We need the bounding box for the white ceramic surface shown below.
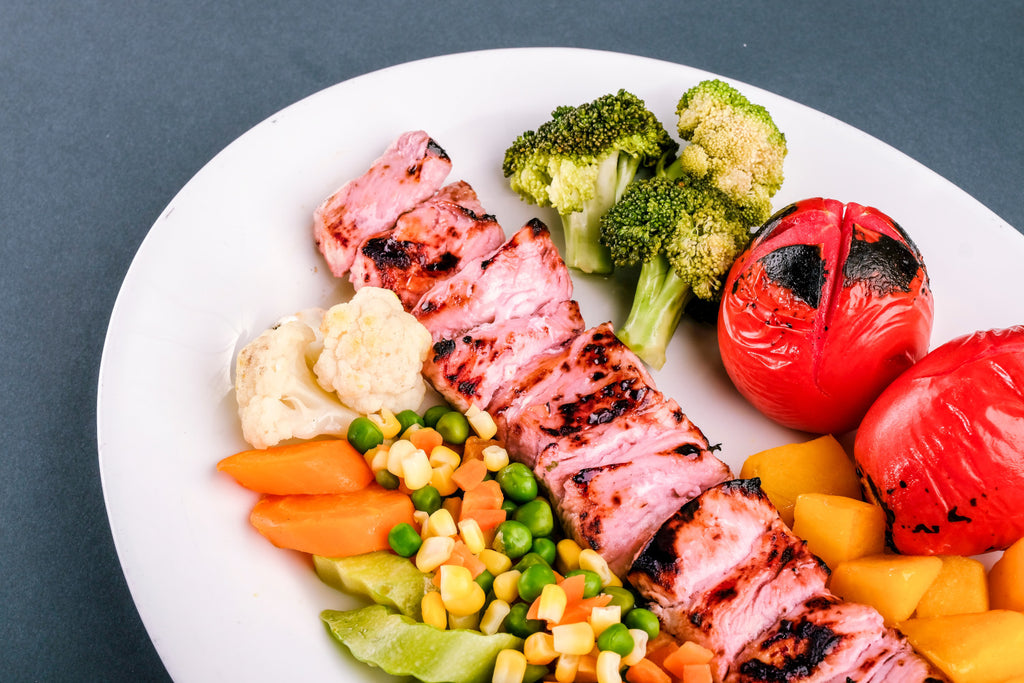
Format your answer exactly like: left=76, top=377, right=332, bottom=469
left=97, top=48, right=1024, bottom=681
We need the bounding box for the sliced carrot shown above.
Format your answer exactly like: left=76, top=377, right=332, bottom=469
left=217, top=438, right=373, bottom=495
left=442, top=496, right=462, bottom=522
left=662, top=642, right=714, bottom=679
left=461, top=479, right=504, bottom=512
left=248, top=485, right=414, bottom=557
left=625, top=659, right=673, bottom=683
left=447, top=541, right=487, bottom=578
left=550, top=593, right=613, bottom=625
left=462, top=436, right=502, bottom=461
left=459, top=507, right=507, bottom=533
left=451, top=457, right=488, bottom=491
left=527, top=573, right=587, bottom=621
left=409, top=427, right=444, bottom=454
left=680, top=664, right=712, bottom=683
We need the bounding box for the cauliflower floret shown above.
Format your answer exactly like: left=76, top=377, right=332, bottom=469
left=313, top=287, right=432, bottom=415
left=234, top=314, right=358, bottom=449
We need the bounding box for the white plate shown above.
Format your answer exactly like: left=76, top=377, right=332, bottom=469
left=98, top=47, right=1024, bottom=681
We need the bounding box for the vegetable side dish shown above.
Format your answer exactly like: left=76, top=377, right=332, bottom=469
left=218, top=79, right=1024, bottom=683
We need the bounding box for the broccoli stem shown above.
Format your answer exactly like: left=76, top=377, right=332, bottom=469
left=560, top=152, right=632, bottom=275
left=616, top=254, right=693, bottom=370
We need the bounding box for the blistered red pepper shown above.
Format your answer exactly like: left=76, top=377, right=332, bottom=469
left=717, top=198, right=934, bottom=434
left=854, top=325, right=1024, bottom=556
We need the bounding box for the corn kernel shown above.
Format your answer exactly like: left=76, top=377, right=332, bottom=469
left=555, top=654, right=580, bottom=683
left=553, top=622, right=596, bottom=656
left=370, top=408, right=402, bottom=439
left=426, top=508, right=458, bottom=538
left=577, top=654, right=599, bottom=683
left=445, top=581, right=486, bottom=617
left=556, top=539, right=583, bottom=573
left=387, top=439, right=417, bottom=477
left=588, top=605, right=621, bottom=636
left=449, top=611, right=481, bottom=631
left=413, top=510, right=430, bottom=538
left=421, top=591, right=447, bottom=630
left=493, top=648, right=528, bottom=683
left=466, top=404, right=499, bottom=440
left=579, top=549, right=616, bottom=586
left=524, top=631, right=558, bottom=666
left=458, top=518, right=488, bottom=554
left=429, top=445, right=462, bottom=470
left=492, top=570, right=522, bottom=603
left=537, top=583, right=568, bottom=623
left=480, top=599, right=511, bottom=635
left=622, top=629, right=648, bottom=667
left=482, top=444, right=510, bottom=471
left=401, top=448, right=432, bottom=490
left=596, top=651, right=622, bottom=683
left=479, top=549, right=513, bottom=576
left=604, top=573, right=623, bottom=588
left=415, top=535, right=455, bottom=572
left=430, top=463, right=458, bottom=497
left=366, top=445, right=389, bottom=473
left=401, top=423, right=422, bottom=438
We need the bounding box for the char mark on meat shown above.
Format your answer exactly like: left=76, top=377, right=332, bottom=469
left=413, top=219, right=572, bottom=340
left=314, top=130, right=452, bottom=276
left=421, top=299, right=586, bottom=412
left=349, top=181, right=505, bottom=308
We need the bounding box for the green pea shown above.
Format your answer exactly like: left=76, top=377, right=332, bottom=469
left=496, top=463, right=538, bottom=503
left=517, top=563, right=557, bottom=603
left=601, top=586, right=636, bottom=614
left=513, top=498, right=554, bottom=538
left=513, top=551, right=550, bottom=573
left=423, top=404, right=452, bottom=428
left=530, top=537, right=557, bottom=566
left=375, top=469, right=400, bottom=490
left=387, top=523, right=422, bottom=557
left=506, top=602, right=544, bottom=638
left=565, top=569, right=603, bottom=598
left=500, top=499, right=518, bottom=514
left=346, top=416, right=384, bottom=453
left=474, top=569, right=495, bottom=595
left=396, top=409, right=425, bottom=432
left=435, top=410, right=470, bottom=445
left=624, top=607, right=660, bottom=640
left=596, top=622, right=635, bottom=657
left=410, top=485, right=442, bottom=514
left=491, top=520, right=533, bottom=559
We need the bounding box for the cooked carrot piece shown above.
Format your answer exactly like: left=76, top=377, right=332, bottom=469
left=662, top=642, right=714, bottom=679
left=681, top=664, right=712, bottom=683
left=462, top=436, right=502, bottom=461
left=409, top=427, right=444, bottom=454
left=451, top=457, right=488, bottom=491
left=625, top=658, right=672, bottom=683
left=248, top=485, right=414, bottom=557
left=459, top=507, right=507, bottom=533
left=461, top=479, right=504, bottom=512
left=217, top=439, right=372, bottom=495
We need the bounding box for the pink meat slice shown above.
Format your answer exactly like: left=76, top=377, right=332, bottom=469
left=557, top=445, right=732, bottom=575
left=348, top=181, right=505, bottom=308
left=412, top=219, right=572, bottom=339
left=313, top=130, right=452, bottom=276
left=422, top=299, right=586, bottom=412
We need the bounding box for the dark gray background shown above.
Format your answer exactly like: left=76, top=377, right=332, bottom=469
left=3, top=2, right=1022, bottom=680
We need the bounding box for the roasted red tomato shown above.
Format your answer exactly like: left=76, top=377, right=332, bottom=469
left=718, top=198, right=933, bottom=434
left=855, top=326, right=1024, bottom=556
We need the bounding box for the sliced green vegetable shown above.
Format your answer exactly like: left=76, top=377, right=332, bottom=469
left=321, top=605, right=522, bottom=683
left=313, top=551, right=434, bottom=620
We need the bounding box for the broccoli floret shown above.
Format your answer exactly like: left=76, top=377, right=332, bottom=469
left=502, top=90, right=678, bottom=274
left=675, top=79, right=787, bottom=225
left=600, top=174, right=753, bottom=369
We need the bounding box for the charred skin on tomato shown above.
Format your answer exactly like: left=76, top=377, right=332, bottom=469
left=717, top=198, right=934, bottom=435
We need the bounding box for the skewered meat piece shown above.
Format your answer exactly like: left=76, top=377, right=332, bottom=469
left=349, top=181, right=505, bottom=308
left=413, top=219, right=572, bottom=339
left=314, top=130, right=452, bottom=276
left=423, top=299, right=585, bottom=412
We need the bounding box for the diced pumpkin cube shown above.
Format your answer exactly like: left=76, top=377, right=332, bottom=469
left=989, top=536, right=1024, bottom=612
left=914, top=555, right=989, bottom=617
left=898, top=610, right=1024, bottom=683
left=829, top=554, right=942, bottom=625
left=792, top=493, right=886, bottom=569
left=739, top=435, right=861, bottom=526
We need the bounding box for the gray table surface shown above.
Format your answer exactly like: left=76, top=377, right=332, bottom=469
left=3, top=1, right=1022, bottom=680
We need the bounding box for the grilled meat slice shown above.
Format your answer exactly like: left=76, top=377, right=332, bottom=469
left=728, top=594, right=942, bottom=682
left=628, top=480, right=829, bottom=677
left=314, top=131, right=452, bottom=276
left=349, top=181, right=505, bottom=308
left=557, top=444, right=732, bottom=575
left=423, top=299, right=585, bottom=412
left=413, top=219, right=572, bottom=339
